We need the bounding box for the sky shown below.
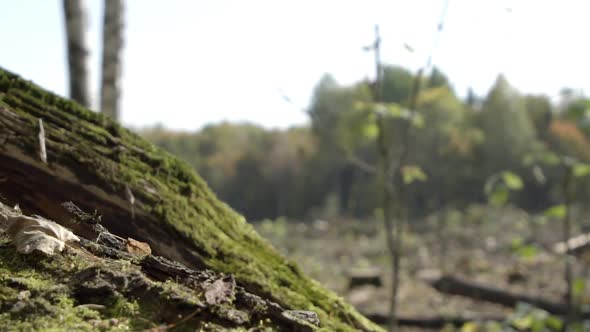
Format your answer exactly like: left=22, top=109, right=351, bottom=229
left=1, top=0, right=589, bottom=130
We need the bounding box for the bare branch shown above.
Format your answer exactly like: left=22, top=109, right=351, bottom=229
left=347, top=154, right=377, bottom=175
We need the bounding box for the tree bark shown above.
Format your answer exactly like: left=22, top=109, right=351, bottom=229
left=0, top=67, right=381, bottom=332
left=63, top=0, right=90, bottom=108
left=100, top=0, right=124, bottom=120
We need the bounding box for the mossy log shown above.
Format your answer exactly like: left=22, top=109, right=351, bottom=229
left=0, top=67, right=381, bottom=331
left=0, top=201, right=320, bottom=331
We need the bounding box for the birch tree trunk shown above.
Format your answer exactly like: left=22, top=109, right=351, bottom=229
left=100, top=0, right=124, bottom=121
left=63, top=0, right=90, bottom=108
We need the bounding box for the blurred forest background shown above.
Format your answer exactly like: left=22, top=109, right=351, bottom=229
left=140, top=67, right=590, bottom=222
left=140, top=65, right=590, bottom=330
left=5, top=0, right=590, bottom=330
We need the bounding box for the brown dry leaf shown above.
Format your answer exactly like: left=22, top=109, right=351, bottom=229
left=126, top=237, right=151, bottom=256
left=0, top=214, right=79, bottom=255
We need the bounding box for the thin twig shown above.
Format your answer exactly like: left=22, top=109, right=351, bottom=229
left=125, top=185, right=135, bottom=219
left=347, top=154, right=377, bottom=174
left=38, top=118, right=47, bottom=163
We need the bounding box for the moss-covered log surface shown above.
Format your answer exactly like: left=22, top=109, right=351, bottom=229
left=0, top=201, right=320, bottom=331
left=0, top=67, right=382, bottom=331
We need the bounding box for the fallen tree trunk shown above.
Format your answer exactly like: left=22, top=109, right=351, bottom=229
left=364, top=312, right=506, bottom=328
left=0, top=68, right=381, bottom=331
left=427, top=274, right=573, bottom=316
left=0, top=201, right=319, bottom=331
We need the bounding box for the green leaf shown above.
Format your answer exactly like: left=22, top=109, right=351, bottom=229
left=412, top=113, right=425, bottom=128
left=512, top=315, right=534, bottom=330
left=353, top=100, right=369, bottom=111
left=544, top=205, right=566, bottom=219
left=381, top=103, right=412, bottom=119
left=361, top=123, right=378, bottom=139
left=460, top=322, right=479, bottom=332
left=573, top=163, right=590, bottom=178
left=573, top=278, right=586, bottom=296
left=489, top=188, right=509, bottom=206
left=502, top=171, right=523, bottom=190
left=541, top=152, right=561, bottom=166
left=545, top=316, right=563, bottom=330
left=530, top=319, right=544, bottom=332
left=401, top=165, right=427, bottom=184
left=483, top=322, right=503, bottom=332
left=385, top=103, right=403, bottom=117
left=517, top=245, right=538, bottom=259
left=510, top=236, right=524, bottom=250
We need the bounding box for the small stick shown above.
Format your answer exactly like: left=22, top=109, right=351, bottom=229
left=125, top=185, right=135, bottom=219
left=38, top=119, right=47, bottom=163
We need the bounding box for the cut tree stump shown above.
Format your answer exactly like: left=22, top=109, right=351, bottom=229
left=0, top=68, right=381, bottom=332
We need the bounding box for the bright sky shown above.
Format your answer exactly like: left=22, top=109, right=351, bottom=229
left=1, top=1, right=588, bottom=130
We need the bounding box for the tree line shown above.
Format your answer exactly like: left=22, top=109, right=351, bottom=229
left=141, top=65, right=590, bottom=222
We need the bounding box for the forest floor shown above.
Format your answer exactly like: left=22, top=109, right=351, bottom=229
left=253, top=204, right=590, bottom=331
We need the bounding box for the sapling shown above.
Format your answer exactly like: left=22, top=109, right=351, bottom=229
left=525, top=150, right=590, bottom=326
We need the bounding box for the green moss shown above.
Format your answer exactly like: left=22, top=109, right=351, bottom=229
left=0, top=240, right=130, bottom=331
left=0, top=67, right=382, bottom=331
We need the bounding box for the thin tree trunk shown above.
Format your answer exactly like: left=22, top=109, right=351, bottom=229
left=436, top=206, right=448, bottom=272
left=562, top=166, right=574, bottom=329
left=100, top=0, right=124, bottom=121
left=376, top=113, right=396, bottom=331
left=63, top=0, right=90, bottom=108
left=390, top=199, right=403, bottom=332
left=386, top=68, right=423, bottom=332
left=369, top=24, right=400, bottom=332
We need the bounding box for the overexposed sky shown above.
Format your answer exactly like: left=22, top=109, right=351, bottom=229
left=1, top=1, right=588, bottom=130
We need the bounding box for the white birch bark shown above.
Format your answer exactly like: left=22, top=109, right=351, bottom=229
left=63, top=0, right=90, bottom=108
left=100, top=0, right=124, bottom=121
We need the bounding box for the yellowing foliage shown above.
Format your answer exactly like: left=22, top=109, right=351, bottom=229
left=549, top=120, right=590, bottom=161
